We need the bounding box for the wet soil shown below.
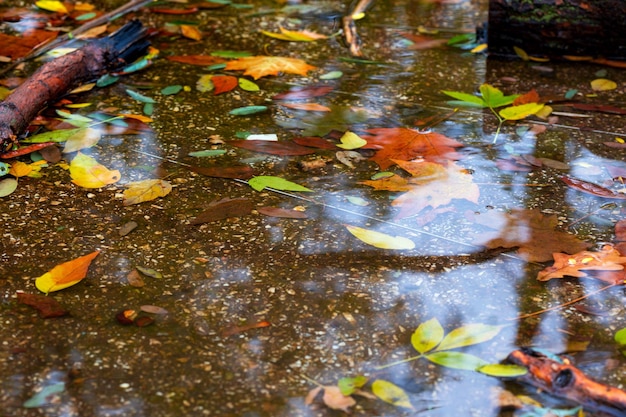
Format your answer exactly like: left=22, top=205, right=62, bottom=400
left=2, top=1, right=626, bottom=416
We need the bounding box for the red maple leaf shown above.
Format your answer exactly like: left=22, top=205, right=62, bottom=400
left=361, top=128, right=464, bottom=169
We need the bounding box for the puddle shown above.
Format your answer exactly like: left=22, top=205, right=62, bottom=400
left=2, top=0, right=626, bottom=416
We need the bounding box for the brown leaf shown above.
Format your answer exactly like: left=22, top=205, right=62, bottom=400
left=17, top=292, right=69, bottom=318
left=272, top=85, right=334, bottom=100
left=537, top=245, right=626, bottom=281
left=229, top=140, right=316, bottom=156
left=0, top=29, right=57, bottom=59
left=321, top=386, right=356, bottom=412
left=257, top=206, right=308, bottom=219
left=361, top=128, right=463, bottom=169
left=211, top=75, right=238, bottom=95
left=166, top=55, right=226, bottom=66
left=189, top=165, right=255, bottom=179
left=561, top=176, right=626, bottom=200
left=513, top=89, right=540, bottom=105
left=191, top=198, right=254, bottom=225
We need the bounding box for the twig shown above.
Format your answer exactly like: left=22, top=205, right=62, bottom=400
left=342, top=0, right=375, bottom=57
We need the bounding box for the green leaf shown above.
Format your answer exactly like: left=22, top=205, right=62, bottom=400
left=479, top=84, right=518, bottom=108
left=136, top=266, right=163, bottom=279
left=615, top=327, right=626, bottom=345
left=0, top=177, right=18, bottom=197
left=476, top=363, right=527, bottom=377
left=338, top=376, right=368, bottom=396
left=22, top=127, right=85, bottom=143
left=188, top=149, right=226, bottom=157
left=143, top=102, right=154, bottom=116
left=320, top=70, right=343, bottom=80
left=126, top=89, right=157, bottom=104
left=499, top=103, right=544, bottom=121
left=56, top=109, right=93, bottom=124
left=411, top=318, right=444, bottom=354
left=371, top=380, right=413, bottom=409
left=161, top=85, right=183, bottom=95
left=425, top=351, right=488, bottom=370
left=436, top=323, right=503, bottom=351
left=211, top=50, right=253, bottom=58
left=229, top=105, right=268, bottom=116
left=345, top=225, right=415, bottom=250
left=238, top=78, right=259, bottom=91
left=441, top=90, right=486, bottom=107
left=23, top=382, right=65, bottom=408
left=248, top=176, right=312, bottom=192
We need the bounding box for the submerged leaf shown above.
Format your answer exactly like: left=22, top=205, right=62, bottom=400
left=190, top=197, right=254, bottom=225
left=435, top=323, right=503, bottom=351
left=477, top=363, right=527, bottom=377
left=425, top=351, right=488, bottom=370
left=123, top=179, right=172, bottom=206
left=35, top=251, right=100, bottom=294
left=345, top=225, right=415, bottom=250
left=371, top=380, right=413, bottom=409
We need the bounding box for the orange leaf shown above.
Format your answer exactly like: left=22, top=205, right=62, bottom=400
left=513, top=89, right=540, bottom=105
left=361, top=128, right=464, bottom=169
left=35, top=251, right=100, bottom=294
left=211, top=75, right=238, bottom=95
left=225, top=55, right=316, bottom=79
left=181, top=24, right=202, bottom=41
left=278, top=102, right=331, bottom=112
left=537, top=245, right=626, bottom=281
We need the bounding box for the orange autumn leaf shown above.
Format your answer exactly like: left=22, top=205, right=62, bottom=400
left=224, top=55, right=316, bottom=79
left=181, top=24, right=202, bottom=41
left=513, top=89, right=540, bottom=106
left=278, top=102, right=331, bottom=112
left=35, top=251, right=100, bottom=294
left=211, top=75, right=238, bottom=95
left=537, top=245, right=626, bottom=281
left=361, top=128, right=464, bottom=169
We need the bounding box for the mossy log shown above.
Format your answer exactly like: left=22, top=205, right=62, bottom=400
left=488, top=0, right=626, bottom=60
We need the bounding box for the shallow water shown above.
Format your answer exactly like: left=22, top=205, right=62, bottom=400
left=2, top=1, right=626, bottom=416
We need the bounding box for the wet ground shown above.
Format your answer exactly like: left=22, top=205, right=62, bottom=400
left=2, top=0, right=626, bottom=416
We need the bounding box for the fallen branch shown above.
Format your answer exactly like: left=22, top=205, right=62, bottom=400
left=508, top=348, right=626, bottom=417
left=0, top=20, right=150, bottom=152
left=342, top=0, right=375, bottom=57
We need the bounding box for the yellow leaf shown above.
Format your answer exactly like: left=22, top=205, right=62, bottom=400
left=345, top=225, right=415, bottom=250
left=261, top=27, right=327, bottom=42
left=513, top=46, right=529, bottom=61
left=36, top=0, right=68, bottom=13
left=181, top=25, right=202, bottom=41
left=118, top=113, right=153, bottom=123
left=470, top=43, right=487, bottom=53
left=225, top=56, right=316, bottom=79
left=499, top=102, right=544, bottom=121
left=123, top=179, right=172, bottom=205
left=35, top=251, right=100, bottom=294
left=371, top=380, right=413, bottom=409
left=337, top=131, right=366, bottom=150
left=591, top=78, right=617, bottom=91
left=9, top=161, right=33, bottom=178
left=70, top=152, right=121, bottom=188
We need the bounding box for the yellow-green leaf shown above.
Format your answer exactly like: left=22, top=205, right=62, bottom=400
left=337, top=131, right=366, bottom=150
left=248, top=176, right=312, bottom=192
left=238, top=78, right=259, bottom=91
left=411, top=318, right=444, bottom=354
left=123, top=179, right=172, bottom=206
left=196, top=74, right=214, bottom=92
left=345, top=225, right=415, bottom=250
left=498, top=102, right=544, bottom=121
left=69, top=152, right=121, bottom=188
left=371, top=380, right=413, bottom=409
left=425, top=351, right=487, bottom=370
left=36, top=0, right=68, bottom=13
left=591, top=78, right=617, bottom=91
left=477, top=363, right=528, bottom=377
left=435, top=323, right=503, bottom=351
left=513, top=46, right=529, bottom=61
left=35, top=251, right=100, bottom=294
left=62, top=128, right=102, bottom=153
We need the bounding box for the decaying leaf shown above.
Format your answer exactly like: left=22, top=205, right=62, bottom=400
left=225, top=55, right=316, bottom=79
left=211, top=75, right=238, bottom=95
left=305, top=385, right=356, bottom=412
left=35, top=251, right=100, bottom=294
left=537, top=245, right=626, bottom=281
left=17, top=292, right=69, bottom=318
left=123, top=179, right=172, bottom=206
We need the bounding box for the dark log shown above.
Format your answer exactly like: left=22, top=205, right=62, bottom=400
left=508, top=348, right=626, bottom=417
left=0, top=20, right=150, bottom=153
left=488, top=0, right=626, bottom=60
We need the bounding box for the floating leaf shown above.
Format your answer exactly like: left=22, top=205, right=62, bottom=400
left=70, top=153, right=121, bottom=188
left=499, top=103, right=544, bottom=121
left=17, top=292, right=69, bottom=318
left=248, top=176, right=312, bottom=192
left=123, top=179, right=172, bottom=206
left=561, top=175, right=626, bottom=199
left=436, top=323, right=503, bottom=351
left=477, top=363, right=527, bottom=377
left=35, top=251, right=100, bottom=294
left=425, top=351, right=488, bottom=370
left=338, top=376, right=368, bottom=396
left=181, top=24, right=202, bottom=41
left=591, top=78, right=617, bottom=91
left=190, top=165, right=255, bottom=179
left=320, top=386, right=356, bottom=412
left=320, top=70, right=343, bottom=80
left=278, top=102, right=331, bottom=112
left=441, top=90, right=486, bottom=107
left=257, top=206, right=308, bottom=219
left=261, top=27, right=327, bottom=42
left=0, top=162, right=9, bottom=175
left=345, top=225, right=415, bottom=250
left=230, top=140, right=314, bottom=156
left=196, top=74, right=214, bottom=92
left=615, top=327, right=626, bottom=346
left=272, top=85, right=334, bottom=100
left=371, top=380, right=413, bottom=409
left=229, top=105, right=268, bottom=116
left=167, top=55, right=226, bottom=66
left=337, top=131, right=366, bottom=150
left=0, top=178, right=18, bottom=197
left=537, top=245, right=626, bottom=282
left=190, top=197, right=254, bottom=225
left=411, top=318, right=444, bottom=354
left=211, top=50, right=253, bottom=58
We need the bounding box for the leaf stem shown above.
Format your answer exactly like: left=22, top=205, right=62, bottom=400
left=374, top=354, right=423, bottom=370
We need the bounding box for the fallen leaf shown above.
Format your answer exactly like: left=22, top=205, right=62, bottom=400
left=62, top=128, right=102, bottom=153
left=126, top=269, right=145, bottom=287
left=371, top=380, right=413, bottom=409
left=561, top=176, right=626, bottom=199
left=0, top=178, right=18, bottom=197
left=70, top=153, right=121, bottom=188
left=35, top=0, right=68, bottom=13
left=513, top=89, right=540, bottom=105
left=345, top=225, right=415, bottom=250
left=135, top=266, right=163, bottom=279
left=0, top=30, right=58, bottom=59
left=321, top=386, right=357, bottom=412
left=35, top=251, right=100, bottom=294
left=211, top=75, right=238, bottom=95
left=221, top=320, right=271, bottom=337
left=272, top=85, right=333, bottom=100
left=591, top=78, right=617, bottom=91
left=181, top=24, right=202, bottom=41
left=248, top=176, right=312, bottom=192
left=261, top=27, right=327, bottom=42
left=337, top=131, right=366, bottom=150
left=292, top=136, right=338, bottom=150
left=225, top=55, right=316, bottom=79
left=278, top=102, right=331, bottom=112
left=190, top=197, right=254, bottom=225
left=537, top=245, right=626, bottom=281
left=257, top=206, right=308, bottom=219
left=17, top=292, right=69, bottom=318
left=361, top=128, right=464, bottom=169
left=123, top=179, right=172, bottom=206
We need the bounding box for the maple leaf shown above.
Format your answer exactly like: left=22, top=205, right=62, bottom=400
left=472, top=209, right=590, bottom=262
left=361, top=128, right=464, bottom=169
left=224, top=56, right=316, bottom=79
left=537, top=245, right=626, bottom=281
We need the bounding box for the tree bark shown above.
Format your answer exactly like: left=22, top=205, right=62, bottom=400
left=488, top=0, right=626, bottom=59
left=0, top=20, right=150, bottom=152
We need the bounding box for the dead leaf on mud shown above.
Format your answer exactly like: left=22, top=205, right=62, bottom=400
left=190, top=197, right=254, bottom=225
left=17, top=292, right=69, bottom=318
left=472, top=209, right=590, bottom=262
